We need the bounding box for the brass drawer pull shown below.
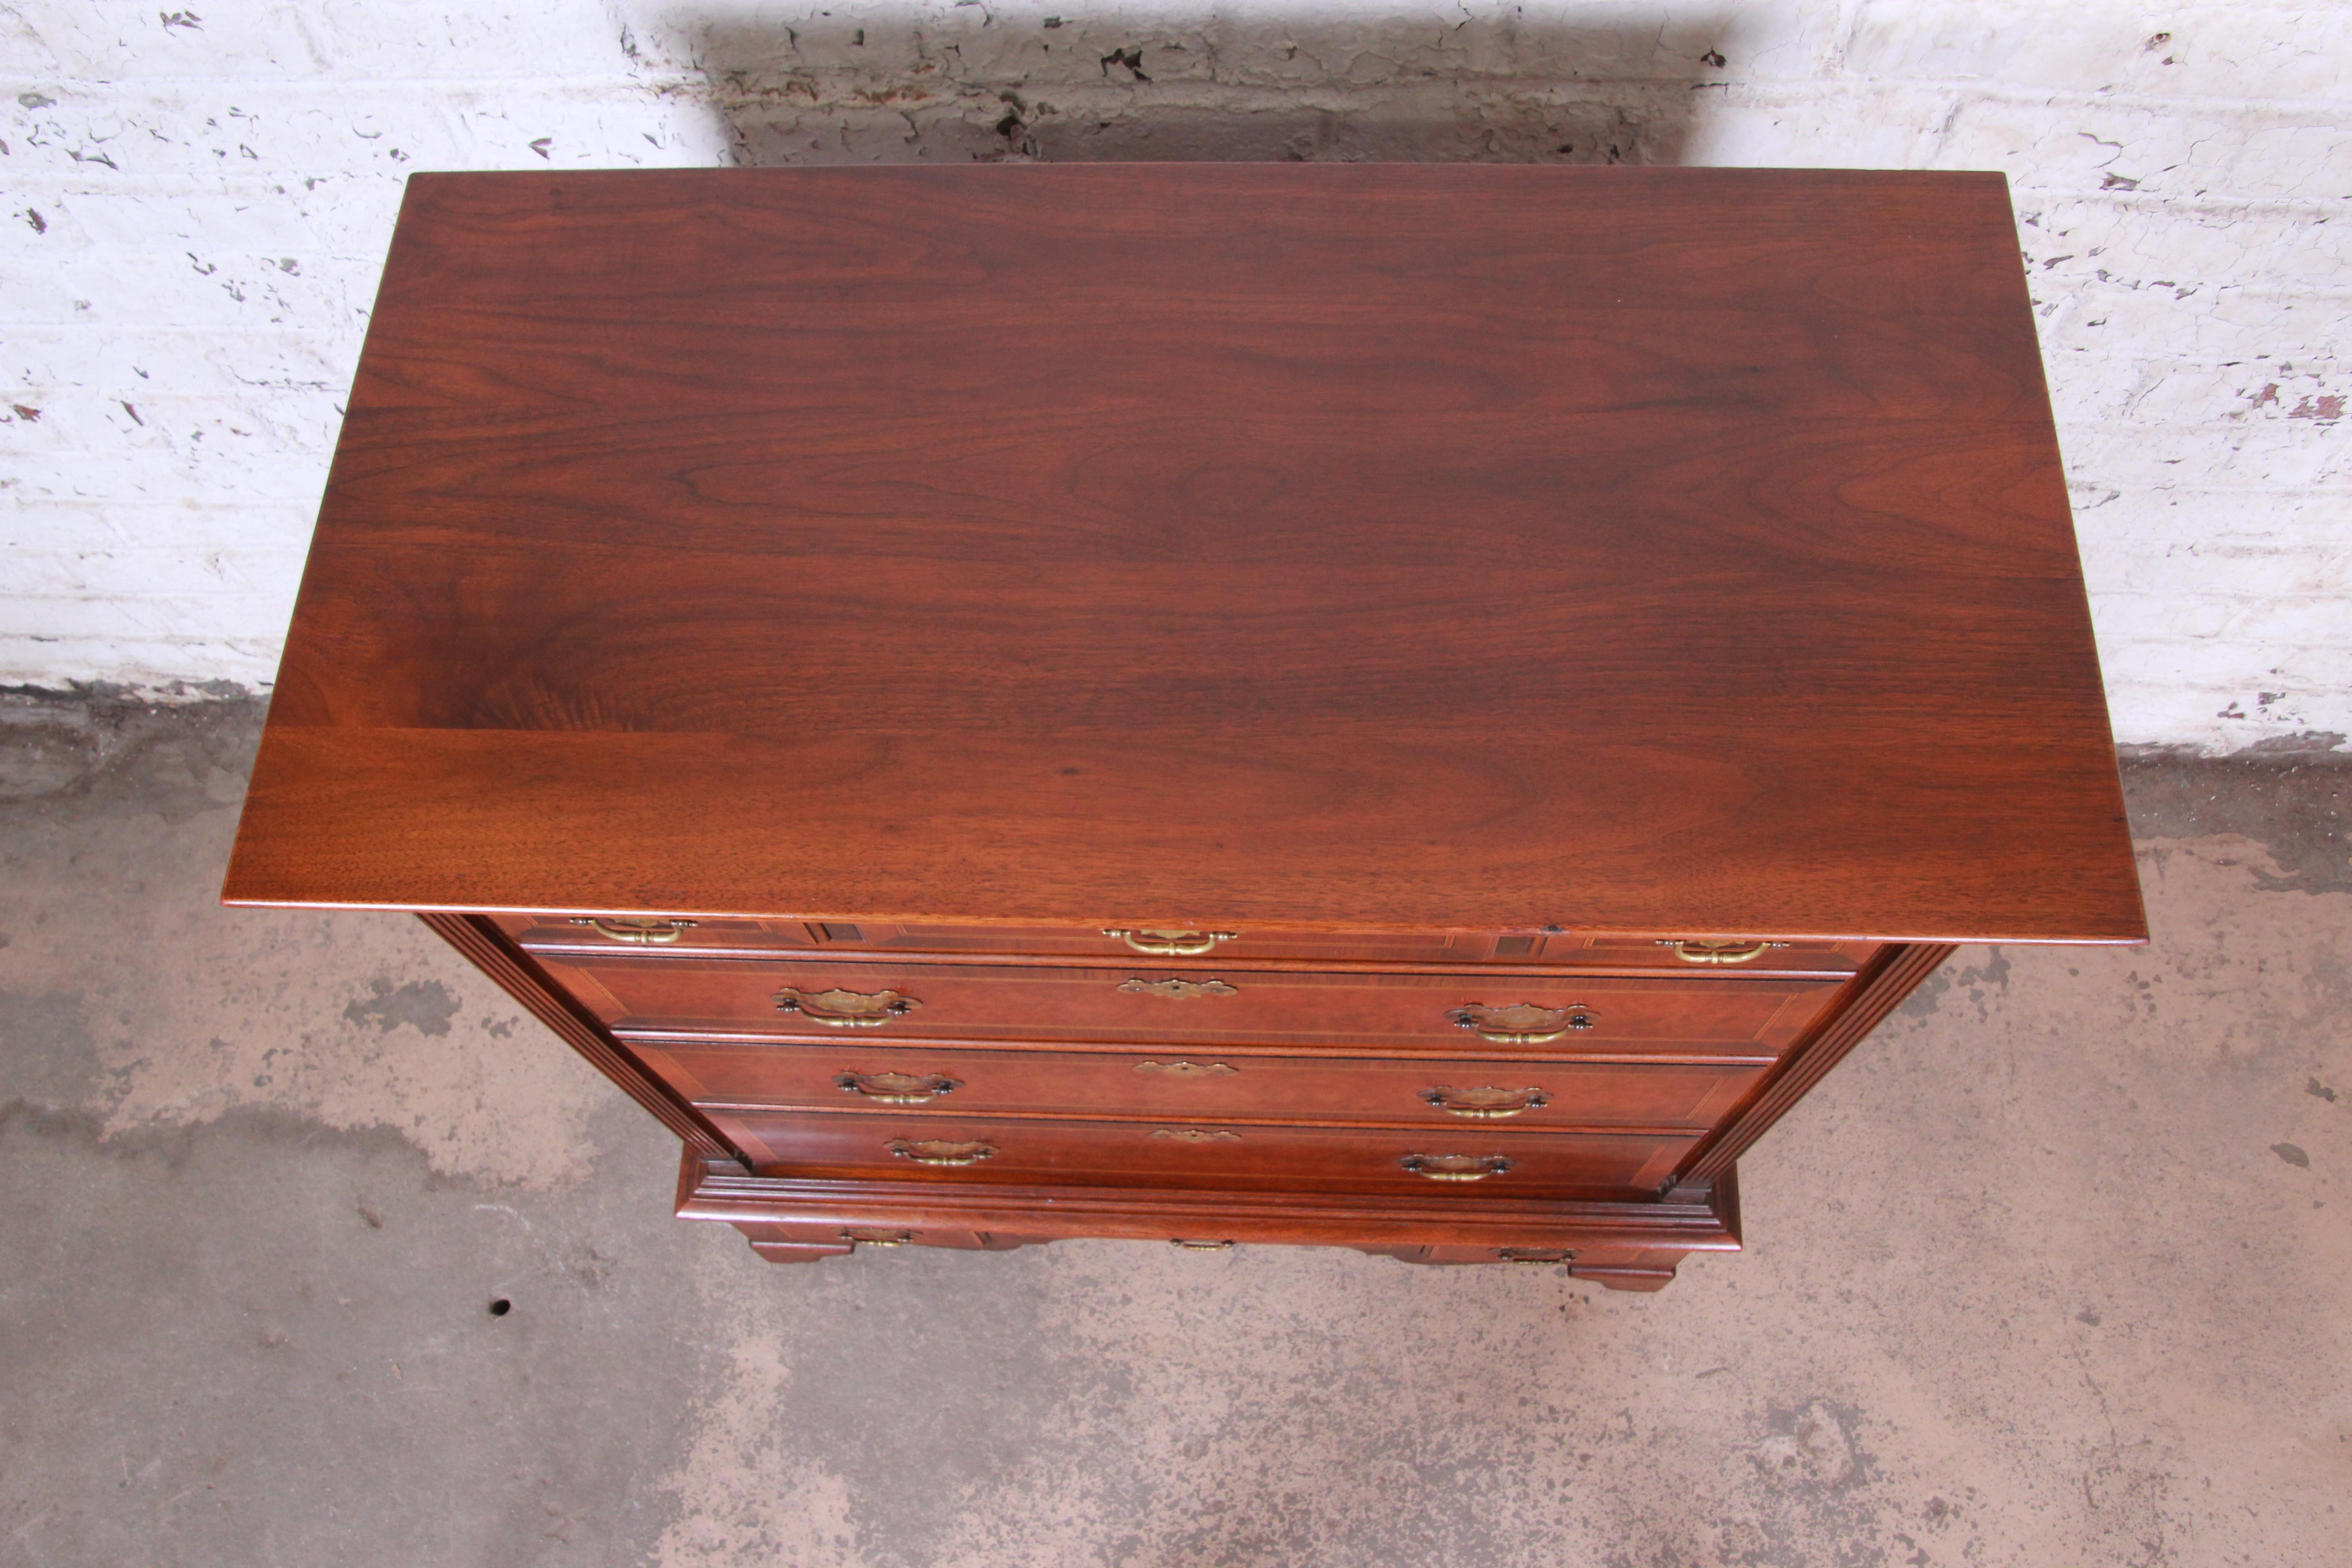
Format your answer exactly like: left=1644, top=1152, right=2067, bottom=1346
left=776, top=986, right=920, bottom=1027
left=885, top=1137, right=996, bottom=1166
left=1496, top=1247, right=1572, bottom=1264
left=1102, top=927, right=1238, bottom=956
left=1447, top=1001, right=1595, bottom=1044
left=1421, top=1084, right=1550, bottom=1119
left=1118, top=977, right=1237, bottom=1000
left=833, top=1070, right=962, bottom=1104
left=1662, top=939, right=1786, bottom=965
left=1401, top=1153, right=1514, bottom=1182
left=1171, top=1239, right=1235, bottom=1251
left=1134, top=1060, right=1239, bottom=1078
left=569, top=916, right=697, bottom=944
left=842, top=1228, right=912, bottom=1247
left=1151, top=1127, right=1241, bottom=1142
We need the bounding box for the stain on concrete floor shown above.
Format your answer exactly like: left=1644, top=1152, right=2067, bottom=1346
left=1, top=695, right=2345, bottom=1567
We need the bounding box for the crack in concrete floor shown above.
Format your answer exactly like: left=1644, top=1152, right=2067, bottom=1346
left=0, top=698, right=2344, bottom=1567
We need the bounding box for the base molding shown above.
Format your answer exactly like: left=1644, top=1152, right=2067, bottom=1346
left=675, top=1150, right=1740, bottom=1290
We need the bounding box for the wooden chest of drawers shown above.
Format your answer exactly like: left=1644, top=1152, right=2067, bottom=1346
left=223, top=165, right=2145, bottom=1290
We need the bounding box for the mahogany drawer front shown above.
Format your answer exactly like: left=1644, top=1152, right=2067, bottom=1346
left=544, top=956, right=1841, bottom=1057
left=632, top=1040, right=1765, bottom=1131
left=498, top=915, right=1872, bottom=976
left=712, top=1109, right=1697, bottom=1198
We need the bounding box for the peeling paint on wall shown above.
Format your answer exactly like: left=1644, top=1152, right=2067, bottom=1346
left=2, top=1, right=2344, bottom=753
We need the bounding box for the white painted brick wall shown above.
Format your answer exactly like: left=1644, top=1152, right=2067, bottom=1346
left=3, top=1, right=2343, bottom=751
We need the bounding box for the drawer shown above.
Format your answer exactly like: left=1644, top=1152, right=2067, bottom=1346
left=497, top=914, right=1873, bottom=975
left=547, top=956, right=1841, bottom=1058
left=634, top=1040, right=1765, bottom=1131
left=712, top=1109, right=1697, bottom=1198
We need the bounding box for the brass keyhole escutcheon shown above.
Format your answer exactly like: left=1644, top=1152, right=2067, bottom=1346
left=1118, top=977, right=1237, bottom=1000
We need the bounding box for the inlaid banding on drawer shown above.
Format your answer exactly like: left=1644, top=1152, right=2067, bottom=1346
left=630, top=1041, right=1766, bottom=1130
left=543, top=956, right=1841, bottom=1056
left=494, top=914, right=1875, bottom=975
left=712, top=1109, right=1698, bottom=1198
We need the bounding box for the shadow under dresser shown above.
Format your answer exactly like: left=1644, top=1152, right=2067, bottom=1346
left=223, top=164, right=2147, bottom=1290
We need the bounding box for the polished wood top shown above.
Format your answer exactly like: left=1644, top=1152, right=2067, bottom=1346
left=224, top=165, right=2144, bottom=943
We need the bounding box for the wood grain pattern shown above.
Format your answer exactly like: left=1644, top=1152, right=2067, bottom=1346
left=224, top=165, right=2146, bottom=947
left=675, top=1149, right=1743, bottom=1255
left=679, top=1151, right=1739, bottom=1286
left=714, top=1108, right=1695, bottom=1195
left=630, top=1039, right=1766, bottom=1130
left=537, top=953, right=1839, bottom=1055
left=495, top=913, right=1878, bottom=975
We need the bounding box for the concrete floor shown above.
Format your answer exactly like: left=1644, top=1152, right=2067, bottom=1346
left=1, top=695, right=2345, bottom=1568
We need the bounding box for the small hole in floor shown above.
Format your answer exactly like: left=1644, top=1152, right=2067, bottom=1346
left=488, top=1298, right=511, bottom=1317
